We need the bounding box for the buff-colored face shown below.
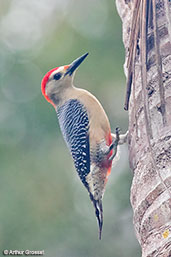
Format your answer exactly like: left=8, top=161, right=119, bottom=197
left=41, top=53, right=89, bottom=107
left=45, top=65, right=73, bottom=104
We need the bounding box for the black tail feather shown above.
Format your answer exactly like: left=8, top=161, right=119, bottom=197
left=90, top=194, right=103, bottom=240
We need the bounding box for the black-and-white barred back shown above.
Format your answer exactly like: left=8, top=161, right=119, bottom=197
left=57, top=99, right=90, bottom=187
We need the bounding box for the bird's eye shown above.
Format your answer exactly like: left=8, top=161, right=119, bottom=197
left=54, top=73, right=62, bottom=80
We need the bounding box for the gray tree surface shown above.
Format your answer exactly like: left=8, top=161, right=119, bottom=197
left=116, top=0, right=171, bottom=256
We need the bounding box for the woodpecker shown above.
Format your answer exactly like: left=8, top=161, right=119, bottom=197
left=41, top=53, right=127, bottom=239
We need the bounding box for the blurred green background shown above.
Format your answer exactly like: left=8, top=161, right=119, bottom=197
left=0, top=0, right=141, bottom=256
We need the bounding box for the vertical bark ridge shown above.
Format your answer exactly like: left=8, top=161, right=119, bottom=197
left=124, top=0, right=141, bottom=110
left=140, top=0, right=153, bottom=139
left=163, top=0, right=171, bottom=44
left=152, top=0, right=167, bottom=125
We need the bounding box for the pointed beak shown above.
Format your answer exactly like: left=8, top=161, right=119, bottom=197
left=65, top=52, right=89, bottom=76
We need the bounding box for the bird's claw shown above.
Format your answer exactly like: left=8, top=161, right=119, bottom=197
left=115, top=127, right=121, bottom=140
left=108, top=127, right=120, bottom=161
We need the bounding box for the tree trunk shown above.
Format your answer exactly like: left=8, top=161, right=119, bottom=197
left=116, top=0, right=171, bottom=256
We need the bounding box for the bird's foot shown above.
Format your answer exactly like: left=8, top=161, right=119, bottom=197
left=107, top=127, right=120, bottom=161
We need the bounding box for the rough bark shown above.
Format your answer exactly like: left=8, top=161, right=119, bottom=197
left=116, top=0, right=171, bottom=256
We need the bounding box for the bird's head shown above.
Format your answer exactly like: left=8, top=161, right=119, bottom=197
left=41, top=52, right=89, bottom=107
